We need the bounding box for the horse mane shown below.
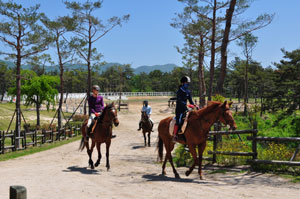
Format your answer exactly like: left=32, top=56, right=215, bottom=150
left=97, top=103, right=113, bottom=123
left=189, top=101, right=222, bottom=119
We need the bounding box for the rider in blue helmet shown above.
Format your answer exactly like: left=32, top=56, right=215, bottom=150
left=173, top=76, right=196, bottom=142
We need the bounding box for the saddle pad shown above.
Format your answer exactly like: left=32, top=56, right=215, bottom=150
left=169, top=112, right=189, bottom=136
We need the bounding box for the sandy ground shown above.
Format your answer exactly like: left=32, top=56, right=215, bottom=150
left=1, top=98, right=300, bottom=199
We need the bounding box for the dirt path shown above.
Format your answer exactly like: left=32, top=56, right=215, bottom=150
left=1, top=99, right=300, bottom=199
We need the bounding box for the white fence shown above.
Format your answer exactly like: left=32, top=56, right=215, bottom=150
left=60, top=92, right=175, bottom=100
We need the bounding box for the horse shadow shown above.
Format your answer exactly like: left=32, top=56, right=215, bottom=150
left=62, top=166, right=100, bottom=175
left=142, top=173, right=218, bottom=185
left=131, top=145, right=146, bottom=150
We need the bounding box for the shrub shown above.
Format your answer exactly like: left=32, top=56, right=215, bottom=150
left=72, top=114, right=88, bottom=122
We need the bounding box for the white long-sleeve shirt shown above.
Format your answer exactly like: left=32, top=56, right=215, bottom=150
left=141, top=105, right=152, bottom=116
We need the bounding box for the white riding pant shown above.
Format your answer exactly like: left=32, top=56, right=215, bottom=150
left=87, top=113, right=96, bottom=128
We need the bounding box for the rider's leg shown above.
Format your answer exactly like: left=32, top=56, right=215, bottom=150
left=137, top=120, right=142, bottom=131
left=87, top=114, right=95, bottom=135
left=173, top=111, right=182, bottom=142
left=149, top=118, right=154, bottom=131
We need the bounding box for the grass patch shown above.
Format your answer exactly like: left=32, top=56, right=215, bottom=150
left=0, top=136, right=81, bottom=162
left=280, top=174, right=300, bottom=183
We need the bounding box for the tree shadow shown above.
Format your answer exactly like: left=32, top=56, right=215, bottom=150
left=62, top=166, right=100, bottom=175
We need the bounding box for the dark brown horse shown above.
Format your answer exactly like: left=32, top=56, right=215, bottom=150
left=140, top=111, right=153, bottom=147
left=157, top=101, right=237, bottom=179
left=80, top=103, right=119, bottom=170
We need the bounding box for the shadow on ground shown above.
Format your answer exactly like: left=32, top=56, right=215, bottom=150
left=63, top=166, right=100, bottom=175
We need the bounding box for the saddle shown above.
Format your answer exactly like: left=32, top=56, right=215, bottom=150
left=169, top=112, right=190, bottom=136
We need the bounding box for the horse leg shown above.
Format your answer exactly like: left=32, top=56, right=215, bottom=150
left=88, top=140, right=95, bottom=169
left=147, top=132, right=151, bottom=147
left=166, top=143, right=180, bottom=178
left=198, top=143, right=206, bottom=180
left=105, top=140, right=111, bottom=171
left=185, top=144, right=198, bottom=177
left=161, top=155, right=168, bottom=175
left=143, top=131, right=146, bottom=146
left=94, top=142, right=101, bottom=167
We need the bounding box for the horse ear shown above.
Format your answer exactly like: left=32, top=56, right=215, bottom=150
left=229, top=101, right=233, bottom=107
left=222, top=101, right=227, bottom=108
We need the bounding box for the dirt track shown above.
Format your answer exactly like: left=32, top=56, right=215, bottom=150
left=1, top=98, right=300, bottom=199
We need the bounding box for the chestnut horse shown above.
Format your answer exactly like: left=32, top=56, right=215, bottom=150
left=140, top=111, right=153, bottom=147
left=79, top=103, right=119, bottom=170
left=157, top=101, right=237, bottom=179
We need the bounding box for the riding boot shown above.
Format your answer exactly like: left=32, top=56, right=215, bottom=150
left=87, top=124, right=93, bottom=137
left=150, top=121, right=154, bottom=132
left=137, top=121, right=142, bottom=131
left=172, top=125, right=179, bottom=143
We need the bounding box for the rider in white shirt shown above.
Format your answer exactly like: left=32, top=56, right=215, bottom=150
left=137, top=100, right=154, bottom=131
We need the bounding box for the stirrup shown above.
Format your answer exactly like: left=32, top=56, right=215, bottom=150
left=177, top=130, right=184, bottom=135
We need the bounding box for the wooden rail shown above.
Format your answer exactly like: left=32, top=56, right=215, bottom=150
left=0, top=125, right=81, bottom=154
left=206, top=121, right=300, bottom=167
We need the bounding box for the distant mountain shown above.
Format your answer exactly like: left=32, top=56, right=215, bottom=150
left=1, top=60, right=178, bottom=74
left=133, top=64, right=178, bottom=74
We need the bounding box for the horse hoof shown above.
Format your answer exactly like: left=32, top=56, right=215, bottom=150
left=200, top=175, right=205, bottom=180
left=185, top=171, right=190, bottom=176
left=91, top=165, right=94, bottom=169
left=162, top=171, right=166, bottom=176
left=95, top=162, right=99, bottom=167
left=175, top=173, right=180, bottom=179
left=107, top=167, right=110, bottom=171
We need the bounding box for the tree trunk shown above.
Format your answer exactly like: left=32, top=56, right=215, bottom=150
left=216, top=0, right=237, bottom=95
left=244, top=57, right=249, bottom=115
left=85, top=17, right=93, bottom=116
left=15, top=16, right=22, bottom=148
left=56, top=36, right=64, bottom=128
left=198, top=38, right=206, bottom=108
left=208, top=0, right=217, bottom=101
left=36, top=97, right=40, bottom=127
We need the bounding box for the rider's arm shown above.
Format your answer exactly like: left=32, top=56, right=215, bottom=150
left=99, top=96, right=104, bottom=112
left=148, top=106, right=152, bottom=115
left=187, top=90, right=194, bottom=105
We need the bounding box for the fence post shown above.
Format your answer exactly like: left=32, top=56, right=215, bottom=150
left=0, top=131, right=4, bottom=153
left=34, top=130, right=37, bottom=146
left=2, top=131, right=5, bottom=154
left=10, top=185, right=27, bottom=199
left=252, top=121, right=258, bottom=160
left=212, top=124, right=218, bottom=164
left=24, top=130, right=27, bottom=150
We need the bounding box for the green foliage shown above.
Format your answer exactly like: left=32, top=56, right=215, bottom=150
left=21, top=75, right=59, bottom=110
left=212, top=94, right=226, bottom=102
left=216, top=139, right=251, bottom=166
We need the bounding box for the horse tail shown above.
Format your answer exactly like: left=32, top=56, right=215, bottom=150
left=79, top=137, right=85, bottom=151
left=157, top=135, right=164, bottom=162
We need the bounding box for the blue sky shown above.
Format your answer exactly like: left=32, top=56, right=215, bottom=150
left=2, top=0, right=300, bottom=68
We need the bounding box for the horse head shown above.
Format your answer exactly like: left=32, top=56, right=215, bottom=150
left=105, top=102, right=119, bottom=127
left=218, top=101, right=237, bottom=130
left=141, top=111, right=148, bottom=122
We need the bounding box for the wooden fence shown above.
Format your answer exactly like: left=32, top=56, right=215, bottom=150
left=0, top=125, right=81, bottom=154
left=207, top=122, right=300, bottom=166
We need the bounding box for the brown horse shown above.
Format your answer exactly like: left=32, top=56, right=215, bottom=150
left=157, top=101, right=237, bottom=179
left=79, top=103, right=119, bottom=170
left=140, top=111, right=153, bottom=147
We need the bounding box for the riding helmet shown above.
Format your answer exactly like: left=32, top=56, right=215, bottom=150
left=92, top=85, right=100, bottom=91
left=180, top=76, right=191, bottom=83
